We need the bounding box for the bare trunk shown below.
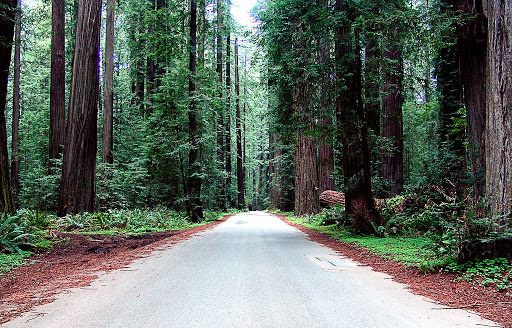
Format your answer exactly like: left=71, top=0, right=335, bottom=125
left=317, top=38, right=334, bottom=193
left=187, top=0, right=203, bottom=222
left=11, top=0, right=21, bottom=208
left=216, top=0, right=225, bottom=210
left=235, top=39, right=244, bottom=209
left=381, top=40, right=404, bottom=197
left=458, top=0, right=487, bottom=198
left=293, top=21, right=319, bottom=216
left=58, top=0, right=101, bottom=216
left=225, top=32, right=232, bottom=208
left=0, top=0, right=16, bottom=214
left=102, top=0, right=114, bottom=164
left=483, top=0, right=512, bottom=214
left=335, top=1, right=381, bottom=233
left=50, top=0, right=66, bottom=165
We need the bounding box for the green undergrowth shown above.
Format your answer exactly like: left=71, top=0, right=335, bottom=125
left=0, top=251, right=33, bottom=275
left=284, top=214, right=441, bottom=271
left=0, top=208, right=232, bottom=275
left=280, top=209, right=512, bottom=292
left=444, top=258, right=512, bottom=293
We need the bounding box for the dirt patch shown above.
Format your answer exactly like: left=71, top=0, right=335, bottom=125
left=0, top=215, right=233, bottom=324
left=277, top=214, right=511, bottom=328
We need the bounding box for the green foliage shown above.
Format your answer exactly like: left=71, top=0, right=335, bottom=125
left=55, top=208, right=194, bottom=233
left=0, top=213, right=36, bottom=254
left=0, top=251, right=32, bottom=275
left=445, top=258, right=512, bottom=292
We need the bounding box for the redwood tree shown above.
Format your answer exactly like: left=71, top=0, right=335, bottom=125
left=11, top=0, right=21, bottom=207
left=0, top=0, right=17, bottom=214
left=335, top=0, right=381, bottom=233
left=187, top=0, right=204, bottom=221
left=235, top=38, right=245, bottom=209
left=58, top=0, right=101, bottom=216
left=483, top=0, right=512, bottom=214
left=102, top=0, right=115, bottom=164
left=49, top=0, right=66, bottom=165
left=216, top=0, right=226, bottom=210
left=457, top=0, right=487, bottom=198
left=225, top=32, right=233, bottom=207
left=292, top=14, right=320, bottom=216
left=381, top=34, right=404, bottom=197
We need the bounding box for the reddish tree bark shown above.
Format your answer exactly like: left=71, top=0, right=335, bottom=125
left=456, top=0, right=487, bottom=198
left=381, top=39, right=404, bottom=197
left=483, top=0, right=512, bottom=214
left=0, top=0, right=16, bottom=214
left=292, top=21, right=320, bottom=216
left=102, top=0, right=115, bottom=164
left=58, top=0, right=101, bottom=216
left=49, top=0, right=66, bottom=166
left=225, top=32, right=233, bottom=208
left=11, top=0, right=21, bottom=208
left=335, top=0, right=381, bottom=233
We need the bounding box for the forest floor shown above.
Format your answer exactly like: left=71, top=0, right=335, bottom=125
left=276, top=214, right=511, bottom=328
left=0, top=214, right=233, bottom=324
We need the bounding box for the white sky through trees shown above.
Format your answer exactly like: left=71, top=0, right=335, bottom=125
left=230, top=0, right=258, bottom=27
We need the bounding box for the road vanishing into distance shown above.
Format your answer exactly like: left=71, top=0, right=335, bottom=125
left=2, top=212, right=499, bottom=328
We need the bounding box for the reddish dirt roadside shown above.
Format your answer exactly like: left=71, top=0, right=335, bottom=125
left=0, top=214, right=233, bottom=324
left=277, top=214, right=512, bottom=328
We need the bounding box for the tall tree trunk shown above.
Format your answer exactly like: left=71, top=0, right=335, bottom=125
left=483, top=0, right=512, bottom=214
left=58, top=0, right=101, bottom=216
left=317, top=37, right=335, bottom=193
left=457, top=0, right=487, bottom=198
left=0, top=0, right=16, bottom=214
left=438, top=0, right=464, bottom=155
left=216, top=0, right=226, bottom=210
left=11, top=0, right=21, bottom=208
left=381, top=38, right=404, bottom=197
left=225, top=32, right=232, bottom=207
left=187, top=0, right=204, bottom=222
left=102, top=0, right=114, bottom=164
left=335, top=1, right=381, bottom=233
left=292, top=21, right=319, bottom=216
left=198, top=0, right=205, bottom=67
left=50, top=0, right=66, bottom=167
left=235, top=38, right=244, bottom=209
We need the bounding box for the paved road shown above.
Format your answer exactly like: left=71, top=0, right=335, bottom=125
left=2, top=212, right=500, bottom=328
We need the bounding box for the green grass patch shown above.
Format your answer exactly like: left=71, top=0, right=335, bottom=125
left=284, top=213, right=443, bottom=271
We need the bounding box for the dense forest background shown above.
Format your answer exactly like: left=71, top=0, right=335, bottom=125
left=0, top=0, right=511, bottom=253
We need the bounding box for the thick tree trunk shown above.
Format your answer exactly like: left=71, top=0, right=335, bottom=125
left=11, top=0, right=21, bottom=208
left=335, top=1, right=381, bottom=233
left=0, top=0, right=16, bottom=214
left=381, top=40, right=404, bottom=197
left=235, top=38, right=244, bottom=209
left=457, top=0, right=487, bottom=198
left=102, top=0, right=114, bottom=164
left=483, top=0, right=512, bottom=214
left=293, top=22, right=319, bottom=216
left=187, top=0, right=203, bottom=222
left=50, top=0, right=66, bottom=166
left=317, top=38, right=334, bottom=193
left=58, top=0, right=101, bottom=216
left=438, top=0, right=465, bottom=155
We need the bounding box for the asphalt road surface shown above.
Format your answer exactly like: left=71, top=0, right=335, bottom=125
left=2, top=212, right=500, bottom=328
